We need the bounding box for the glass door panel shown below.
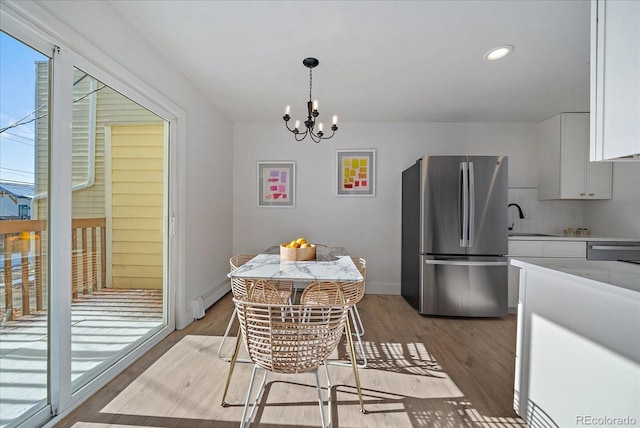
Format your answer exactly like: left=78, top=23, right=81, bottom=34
left=69, top=68, right=168, bottom=392
left=0, top=31, right=50, bottom=426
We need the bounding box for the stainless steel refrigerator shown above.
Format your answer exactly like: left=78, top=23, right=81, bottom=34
left=401, top=155, right=508, bottom=317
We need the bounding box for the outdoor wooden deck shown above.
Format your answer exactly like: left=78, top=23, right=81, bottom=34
left=0, top=288, right=163, bottom=425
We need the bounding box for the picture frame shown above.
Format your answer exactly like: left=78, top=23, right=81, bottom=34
left=257, top=161, right=296, bottom=207
left=336, top=149, right=376, bottom=197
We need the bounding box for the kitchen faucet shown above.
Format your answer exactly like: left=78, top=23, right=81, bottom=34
left=508, top=203, right=525, bottom=230
left=509, top=203, right=525, bottom=219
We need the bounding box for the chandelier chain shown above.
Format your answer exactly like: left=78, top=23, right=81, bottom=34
left=309, top=68, right=313, bottom=103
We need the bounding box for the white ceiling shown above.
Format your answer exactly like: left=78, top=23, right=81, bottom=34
left=109, top=0, right=591, bottom=124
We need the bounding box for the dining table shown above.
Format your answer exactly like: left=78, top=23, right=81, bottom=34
left=228, top=245, right=363, bottom=285
left=225, top=245, right=366, bottom=414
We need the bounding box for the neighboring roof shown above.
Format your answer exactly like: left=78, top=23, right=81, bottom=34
left=0, top=182, right=35, bottom=200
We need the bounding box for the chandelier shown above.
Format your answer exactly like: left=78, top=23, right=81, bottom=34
left=283, top=57, right=339, bottom=143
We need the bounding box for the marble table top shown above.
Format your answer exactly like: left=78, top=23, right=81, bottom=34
left=229, top=247, right=362, bottom=282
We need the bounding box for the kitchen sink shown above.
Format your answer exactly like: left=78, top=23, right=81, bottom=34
left=508, top=232, right=557, bottom=237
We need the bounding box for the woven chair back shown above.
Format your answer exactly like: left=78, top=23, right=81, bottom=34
left=301, top=279, right=364, bottom=307
left=229, top=255, right=256, bottom=299
left=234, top=282, right=349, bottom=374
left=229, top=255, right=293, bottom=303
left=233, top=301, right=349, bottom=374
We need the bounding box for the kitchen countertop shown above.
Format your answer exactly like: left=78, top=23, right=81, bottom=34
left=510, top=258, right=640, bottom=294
left=511, top=257, right=640, bottom=427
left=508, top=234, right=640, bottom=242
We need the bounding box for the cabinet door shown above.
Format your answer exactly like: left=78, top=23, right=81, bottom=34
left=560, top=113, right=587, bottom=198
left=542, top=241, right=586, bottom=258
left=590, top=0, right=640, bottom=160
left=586, top=159, right=612, bottom=198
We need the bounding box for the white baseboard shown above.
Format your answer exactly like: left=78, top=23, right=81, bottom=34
left=365, top=282, right=400, bottom=295
left=201, top=279, right=231, bottom=309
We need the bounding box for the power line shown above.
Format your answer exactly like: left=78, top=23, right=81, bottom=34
left=0, top=73, right=105, bottom=135
left=0, top=166, right=34, bottom=178
left=0, top=133, right=35, bottom=147
left=0, top=177, right=35, bottom=185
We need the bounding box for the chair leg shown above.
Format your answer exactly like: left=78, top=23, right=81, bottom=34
left=349, top=306, right=368, bottom=369
left=241, top=366, right=267, bottom=428
left=217, top=308, right=237, bottom=362
left=221, top=332, right=243, bottom=406
left=323, top=364, right=333, bottom=428
left=352, top=304, right=365, bottom=337
left=314, top=368, right=328, bottom=428
left=344, top=317, right=366, bottom=414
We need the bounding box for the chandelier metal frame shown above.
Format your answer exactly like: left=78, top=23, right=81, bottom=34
left=283, top=57, right=338, bottom=143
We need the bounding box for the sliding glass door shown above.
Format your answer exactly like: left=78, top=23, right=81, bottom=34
left=0, top=31, right=51, bottom=428
left=0, top=19, right=175, bottom=427
left=67, top=67, right=168, bottom=393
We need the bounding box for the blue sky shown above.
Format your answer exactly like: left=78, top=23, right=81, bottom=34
left=0, top=31, right=48, bottom=184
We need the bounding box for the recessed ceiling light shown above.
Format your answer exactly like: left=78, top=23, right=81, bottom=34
left=484, top=45, right=514, bottom=61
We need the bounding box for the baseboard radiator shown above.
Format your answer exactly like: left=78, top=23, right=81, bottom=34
left=192, top=278, right=230, bottom=320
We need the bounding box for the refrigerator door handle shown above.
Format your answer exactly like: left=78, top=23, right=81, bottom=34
left=468, top=161, right=475, bottom=248
left=424, top=259, right=507, bottom=266
left=459, top=161, right=468, bottom=247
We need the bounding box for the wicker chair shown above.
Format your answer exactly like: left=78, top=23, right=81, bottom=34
left=231, top=281, right=357, bottom=427
left=301, top=257, right=368, bottom=369
left=217, top=255, right=293, bottom=361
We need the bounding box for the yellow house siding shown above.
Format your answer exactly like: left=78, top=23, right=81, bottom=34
left=35, top=67, right=163, bottom=220
left=35, top=67, right=166, bottom=292
left=34, top=61, right=49, bottom=218
left=109, top=124, right=164, bottom=290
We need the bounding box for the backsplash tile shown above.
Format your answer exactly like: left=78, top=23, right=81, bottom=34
left=508, top=188, right=585, bottom=235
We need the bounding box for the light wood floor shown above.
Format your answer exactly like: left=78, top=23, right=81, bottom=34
left=56, top=293, right=525, bottom=427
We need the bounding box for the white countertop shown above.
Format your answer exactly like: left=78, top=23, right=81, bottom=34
left=509, top=234, right=640, bottom=242
left=511, top=258, right=640, bottom=295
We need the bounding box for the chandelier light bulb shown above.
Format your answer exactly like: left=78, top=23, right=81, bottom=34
left=332, top=115, right=338, bottom=125
left=313, top=100, right=319, bottom=111
left=294, top=120, right=300, bottom=130
left=318, top=122, right=323, bottom=132
left=285, top=105, right=290, bottom=115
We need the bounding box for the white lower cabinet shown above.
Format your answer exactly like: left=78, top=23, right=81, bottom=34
left=507, top=240, right=587, bottom=311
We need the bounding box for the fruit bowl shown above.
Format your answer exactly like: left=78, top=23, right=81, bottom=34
left=280, top=243, right=316, bottom=261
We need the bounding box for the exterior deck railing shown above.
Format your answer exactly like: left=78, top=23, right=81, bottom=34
left=0, top=218, right=106, bottom=321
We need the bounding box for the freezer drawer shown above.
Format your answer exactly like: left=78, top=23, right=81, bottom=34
left=421, top=257, right=508, bottom=317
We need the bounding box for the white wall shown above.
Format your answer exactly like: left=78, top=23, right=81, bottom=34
left=27, top=0, right=235, bottom=328
left=233, top=122, right=539, bottom=294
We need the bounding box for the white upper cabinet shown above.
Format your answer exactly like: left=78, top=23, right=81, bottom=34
left=590, top=0, right=640, bottom=161
left=538, top=113, right=612, bottom=200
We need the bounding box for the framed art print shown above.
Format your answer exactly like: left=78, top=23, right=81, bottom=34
left=336, top=149, right=376, bottom=196
left=257, top=161, right=295, bottom=207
